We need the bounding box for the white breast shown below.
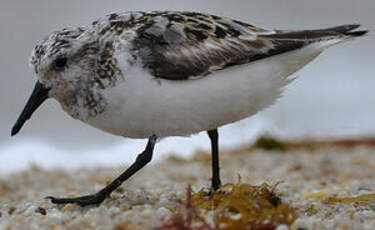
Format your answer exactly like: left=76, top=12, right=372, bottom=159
left=84, top=42, right=328, bottom=139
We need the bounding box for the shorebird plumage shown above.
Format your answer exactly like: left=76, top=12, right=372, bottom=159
left=11, top=11, right=367, bottom=206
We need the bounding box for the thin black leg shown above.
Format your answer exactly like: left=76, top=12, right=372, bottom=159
left=207, top=129, right=221, bottom=190
left=46, top=135, right=158, bottom=206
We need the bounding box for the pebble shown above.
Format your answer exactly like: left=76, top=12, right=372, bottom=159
left=276, top=225, right=289, bottom=230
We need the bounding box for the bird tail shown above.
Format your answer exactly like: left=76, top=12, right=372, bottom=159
left=319, top=24, right=368, bottom=38
left=263, top=24, right=368, bottom=41
left=261, top=24, right=368, bottom=50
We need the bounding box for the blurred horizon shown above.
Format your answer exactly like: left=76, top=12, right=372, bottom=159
left=0, top=0, right=374, bottom=172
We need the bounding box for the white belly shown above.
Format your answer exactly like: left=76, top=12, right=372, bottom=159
left=85, top=43, right=325, bottom=138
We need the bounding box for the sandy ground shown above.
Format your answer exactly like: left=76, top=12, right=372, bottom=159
left=1, top=139, right=375, bottom=230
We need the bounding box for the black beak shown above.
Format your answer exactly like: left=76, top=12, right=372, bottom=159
left=11, top=81, right=51, bottom=136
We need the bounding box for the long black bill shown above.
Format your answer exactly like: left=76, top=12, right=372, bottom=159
left=11, top=81, right=51, bottom=136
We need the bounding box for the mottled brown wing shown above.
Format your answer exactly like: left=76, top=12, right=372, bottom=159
left=131, top=12, right=364, bottom=80
left=131, top=12, right=281, bottom=80
left=134, top=35, right=283, bottom=80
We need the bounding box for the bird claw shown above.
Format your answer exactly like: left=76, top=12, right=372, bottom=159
left=45, top=191, right=106, bottom=207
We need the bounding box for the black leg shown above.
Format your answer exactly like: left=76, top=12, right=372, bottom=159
left=46, top=135, right=158, bottom=207
left=207, top=129, right=221, bottom=190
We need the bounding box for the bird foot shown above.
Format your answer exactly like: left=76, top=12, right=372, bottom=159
left=46, top=190, right=107, bottom=207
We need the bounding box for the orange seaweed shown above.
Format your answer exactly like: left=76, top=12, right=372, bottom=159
left=158, top=183, right=297, bottom=230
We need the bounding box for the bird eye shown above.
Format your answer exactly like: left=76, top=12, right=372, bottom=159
left=53, top=57, right=68, bottom=70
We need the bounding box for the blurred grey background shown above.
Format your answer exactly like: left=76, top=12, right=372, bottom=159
left=0, top=0, right=374, bottom=171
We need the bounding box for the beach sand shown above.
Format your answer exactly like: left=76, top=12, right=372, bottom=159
left=1, top=138, right=375, bottom=230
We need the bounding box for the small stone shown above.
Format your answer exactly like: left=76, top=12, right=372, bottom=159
left=120, top=203, right=131, bottom=211
left=156, top=207, right=171, bottom=216
left=8, top=206, right=16, bottom=215
left=140, top=209, right=153, bottom=218
left=35, top=207, right=47, bottom=215
left=276, top=225, right=288, bottom=230
left=230, top=213, right=242, bottom=220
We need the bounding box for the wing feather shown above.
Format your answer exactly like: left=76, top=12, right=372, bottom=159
left=131, top=12, right=278, bottom=80
left=104, top=12, right=366, bottom=80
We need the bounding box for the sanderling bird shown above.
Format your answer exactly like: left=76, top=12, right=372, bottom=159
left=11, top=11, right=367, bottom=206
